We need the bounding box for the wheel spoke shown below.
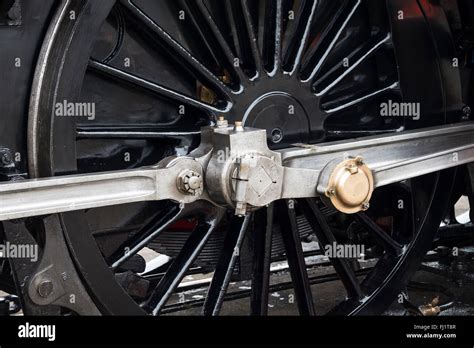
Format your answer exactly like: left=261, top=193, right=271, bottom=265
left=188, top=0, right=248, bottom=85
left=142, top=210, right=224, bottom=315
left=276, top=200, right=315, bottom=315
left=175, top=0, right=223, bottom=70
left=108, top=204, right=185, bottom=271
left=241, top=0, right=262, bottom=77
left=300, top=199, right=363, bottom=299
left=260, top=0, right=283, bottom=75
left=324, top=82, right=400, bottom=114
left=282, top=0, right=318, bottom=75
left=119, top=0, right=233, bottom=100
left=273, top=0, right=283, bottom=74
left=314, top=34, right=392, bottom=96
left=88, top=59, right=232, bottom=114
left=301, top=0, right=361, bottom=83
left=250, top=205, right=274, bottom=315
left=354, top=212, right=404, bottom=256
left=202, top=214, right=251, bottom=316
left=257, top=0, right=267, bottom=66
left=224, top=1, right=253, bottom=80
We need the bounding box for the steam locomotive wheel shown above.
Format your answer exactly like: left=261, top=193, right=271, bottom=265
left=26, top=0, right=460, bottom=315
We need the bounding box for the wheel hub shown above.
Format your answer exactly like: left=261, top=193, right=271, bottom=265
left=204, top=124, right=284, bottom=215
left=243, top=92, right=311, bottom=147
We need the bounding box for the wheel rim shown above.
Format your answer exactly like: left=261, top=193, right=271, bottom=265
left=27, top=0, right=459, bottom=315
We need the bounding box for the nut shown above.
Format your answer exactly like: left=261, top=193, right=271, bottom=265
left=216, top=116, right=229, bottom=128
left=177, top=170, right=203, bottom=196
left=37, top=280, right=54, bottom=298
left=234, top=121, right=244, bottom=132
left=462, top=105, right=471, bottom=120
left=1, top=152, right=12, bottom=166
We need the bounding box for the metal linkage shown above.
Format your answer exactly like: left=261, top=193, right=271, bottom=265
left=0, top=122, right=473, bottom=220
left=283, top=122, right=474, bottom=187
left=0, top=157, right=205, bottom=221
left=281, top=122, right=474, bottom=212
left=208, top=122, right=474, bottom=214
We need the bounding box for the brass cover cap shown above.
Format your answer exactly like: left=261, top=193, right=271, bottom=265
left=325, top=157, right=374, bottom=214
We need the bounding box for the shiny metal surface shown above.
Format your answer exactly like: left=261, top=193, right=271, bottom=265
left=0, top=157, right=204, bottom=221
left=0, top=122, right=473, bottom=220
left=282, top=122, right=474, bottom=195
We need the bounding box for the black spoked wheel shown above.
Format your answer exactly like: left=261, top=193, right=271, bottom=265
left=26, top=0, right=461, bottom=315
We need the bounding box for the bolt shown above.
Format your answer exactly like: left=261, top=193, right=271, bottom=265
left=362, top=202, right=370, bottom=211
left=234, top=121, right=244, bottom=132
left=235, top=202, right=247, bottom=216
left=216, top=116, right=228, bottom=128
left=187, top=176, right=202, bottom=190
left=1, top=152, right=12, bottom=166
left=177, top=170, right=203, bottom=196
left=271, top=128, right=283, bottom=144
left=355, top=156, right=365, bottom=166
left=462, top=106, right=471, bottom=120
left=326, top=188, right=336, bottom=197
left=37, top=280, right=54, bottom=298
left=346, top=164, right=359, bottom=175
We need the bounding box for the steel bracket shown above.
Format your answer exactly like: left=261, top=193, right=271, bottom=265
left=25, top=215, right=101, bottom=315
